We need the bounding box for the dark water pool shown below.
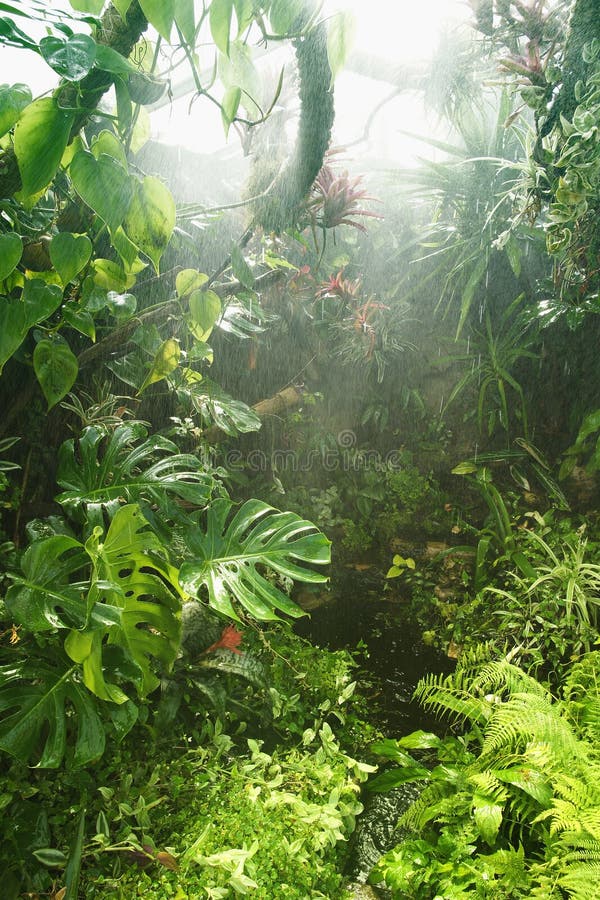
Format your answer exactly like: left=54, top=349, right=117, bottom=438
left=294, top=573, right=453, bottom=737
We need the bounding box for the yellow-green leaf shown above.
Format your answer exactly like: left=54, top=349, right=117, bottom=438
left=176, top=269, right=209, bottom=297
left=112, top=0, right=134, bottom=18
left=210, top=0, right=233, bottom=55
left=93, top=259, right=136, bottom=292
left=138, top=338, right=181, bottom=394
left=326, top=11, right=355, bottom=84
left=91, top=129, right=128, bottom=168
left=188, top=289, right=221, bottom=342
left=123, top=176, right=175, bottom=274
left=14, top=98, right=75, bottom=197
left=139, top=0, right=175, bottom=40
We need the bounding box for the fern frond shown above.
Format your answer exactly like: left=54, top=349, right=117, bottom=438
left=398, top=781, right=453, bottom=832
left=470, top=658, right=547, bottom=699
left=414, top=673, right=491, bottom=727
left=558, top=861, right=600, bottom=900
left=469, top=770, right=508, bottom=804
left=482, top=693, right=579, bottom=759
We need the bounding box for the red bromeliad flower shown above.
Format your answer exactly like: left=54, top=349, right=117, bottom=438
left=307, top=162, right=383, bottom=233
left=316, top=269, right=362, bottom=301
left=204, top=624, right=243, bottom=655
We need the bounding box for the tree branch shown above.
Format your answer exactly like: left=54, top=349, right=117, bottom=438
left=77, top=269, right=285, bottom=370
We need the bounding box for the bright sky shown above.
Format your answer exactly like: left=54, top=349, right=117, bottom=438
left=1, top=0, right=471, bottom=163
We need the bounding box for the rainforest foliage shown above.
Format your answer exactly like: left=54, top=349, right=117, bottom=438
left=1, top=0, right=600, bottom=898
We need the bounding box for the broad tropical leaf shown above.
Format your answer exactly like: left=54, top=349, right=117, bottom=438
left=176, top=376, right=261, bottom=436
left=0, top=656, right=105, bottom=767
left=84, top=504, right=183, bottom=696
left=5, top=534, right=120, bottom=633
left=56, top=422, right=215, bottom=527
left=179, top=498, right=330, bottom=621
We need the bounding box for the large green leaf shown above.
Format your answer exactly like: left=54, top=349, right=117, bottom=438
left=87, top=504, right=182, bottom=695
left=70, top=150, right=133, bottom=232
left=209, top=0, right=233, bottom=54
left=179, top=499, right=330, bottom=621
left=33, top=338, right=79, bottom=410
left=56, top=422, right=215, bottom=527
left=326, top=10, right=355, bottom=83
left=13, top=98, right=75, bottom=197
left=49, top=232, right=92, bottom=285
left=139, top=0, right=175, bottom=40
left=123, top=176, right=176, bottom=273
left=5, top=534, right=119, bottom=633
left=0, top=657, right=105, bottom=767
left=0, top=232, right=23, bottom=281
left=0, top=82, right=31, bottom=138
left=180, top=376, right=261, bottom=436
left=0, top=279, right=62, bottom=374
left=39, top=33, right=97, bottom=81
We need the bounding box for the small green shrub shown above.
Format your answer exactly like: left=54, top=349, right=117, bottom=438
left=368, top=646, right=600, bottom=899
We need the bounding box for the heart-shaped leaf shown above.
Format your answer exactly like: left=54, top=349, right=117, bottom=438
left=92, top=259, right=135, bottom=292
left=91, top=129, right=128, bottom=169
left=188, top=289, right=221, bottom=342
left=209, top=0, right=233, bottom=54
left=40, top=34, right=97, bottom=82
left=0, top=233, right=23, bottom=281
left=62, top=303, right=96, bottom=341
left=68, top=0, right=105, bottom=13
left=14, top=98, right=75, bottom=197
left=174, top=0, right=196, bottom=44
left=123, top=176, right=175, bottom=273
left=112, top=0, right=134, bottom=16
left=139, top=0, right=175, bottom=40
left=0, top=82, right=31, bottom=138
left=176, top=268, right=209, bottom=297
left=70, top=150, right=133, bottom=231
left=105, top=290, right=137, bottom=320
left=50, top=232, right=92, bottom=285
left=0, top=279, right=62, bottom=374
left=138, top=338, right=181, bottom=394
left=34, top=338, right=79, bottom=410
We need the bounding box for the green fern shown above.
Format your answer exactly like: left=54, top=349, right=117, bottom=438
left=369, top=649, right=600, bottom=898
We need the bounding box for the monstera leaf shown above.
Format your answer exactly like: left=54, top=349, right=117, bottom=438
left=182, top=377, right=261, bottom=436
left=179, top=499, right=330, bottom=621
left=56, top=422, right=215, bottom=527
left=5, top=534, right=120, bottom=633
left=76, top=504, right=183, bottom=697
left=0, top=656, right=105, bottom=768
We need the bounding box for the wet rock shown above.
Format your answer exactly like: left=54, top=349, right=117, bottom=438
left=346, top=883, right=382, bottom=899
left=347, top=782, right=421, bottom=889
